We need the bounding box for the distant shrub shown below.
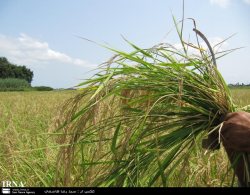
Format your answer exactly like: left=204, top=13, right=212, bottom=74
left=33, top=86, right=54, bottom=91
left=0, top=78, right=31, bottom=91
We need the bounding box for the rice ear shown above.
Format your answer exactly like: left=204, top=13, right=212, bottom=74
left=55, top=18, right=247, bottom=186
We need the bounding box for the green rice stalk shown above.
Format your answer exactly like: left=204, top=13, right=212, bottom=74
left=54, top=19, right=249, bottom=187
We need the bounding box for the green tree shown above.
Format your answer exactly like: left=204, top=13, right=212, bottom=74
left=0, top=57, right=33, bottom=84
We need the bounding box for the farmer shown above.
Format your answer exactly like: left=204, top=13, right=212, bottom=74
left=202, top=111, right=250, bottom=187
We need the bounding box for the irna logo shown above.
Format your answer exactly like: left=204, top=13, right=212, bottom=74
left=1, top=181, right=25, bottom=187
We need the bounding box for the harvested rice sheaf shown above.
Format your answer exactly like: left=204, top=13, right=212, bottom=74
left=55, top=20, right=250, bottom=187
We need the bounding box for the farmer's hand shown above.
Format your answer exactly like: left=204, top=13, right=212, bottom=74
left=220, top=111, right=250, bottom=152
left=202, top=111, right=250, bottom=187
left=202, top=111, right=250, bottom=151
left=220, top=111, right=250, bottom=187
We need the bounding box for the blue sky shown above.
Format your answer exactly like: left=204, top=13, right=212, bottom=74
left=0, top=0, right=250, bottom=88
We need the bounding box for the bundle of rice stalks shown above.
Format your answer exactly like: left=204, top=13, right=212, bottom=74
left=55, top=19, right=249, bottom=187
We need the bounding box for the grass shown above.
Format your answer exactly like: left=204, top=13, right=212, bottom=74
left=0, top=89, right=248, bottom=187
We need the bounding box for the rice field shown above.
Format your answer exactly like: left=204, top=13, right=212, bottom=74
left=0, top=87, right=249, bottom=187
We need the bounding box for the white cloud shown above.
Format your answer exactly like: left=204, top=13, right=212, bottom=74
left=243, top=0, right=250, bottom=5
left=209, top=0, right=230, bottom=8
left=0, top=33, right=94, bottom=68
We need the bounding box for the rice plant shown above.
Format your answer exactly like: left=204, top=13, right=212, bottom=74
left=55, top=18, right=250, bottom=187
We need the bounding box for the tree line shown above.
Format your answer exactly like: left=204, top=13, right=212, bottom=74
left=0, top=57, right=33, bottom=84
left=228, top=83, right=250, bottom=87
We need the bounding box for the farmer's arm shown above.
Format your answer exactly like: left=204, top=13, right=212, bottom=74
left=202, top=111, right=250, bottom=151
left=221, top=112, right=250, bottom=152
